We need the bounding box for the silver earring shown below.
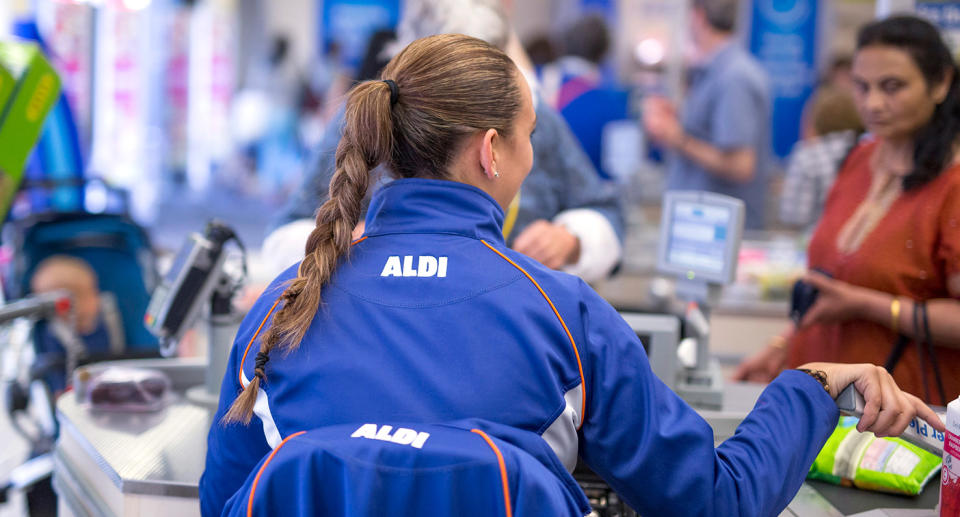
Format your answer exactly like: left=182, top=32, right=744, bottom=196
left=493, top=170, right=500, bottom=178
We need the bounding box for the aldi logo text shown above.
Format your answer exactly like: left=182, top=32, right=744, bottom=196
left=380, top=256, right=448, bottom=277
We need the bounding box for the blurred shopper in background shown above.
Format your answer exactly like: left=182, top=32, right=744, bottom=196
left=255, top=35, right=305, bottom=199
left=523, top=33, right=559, bottom=74
left=265, top=0, right=624, bottom=284
left=801, top=56, right=857, bottom=141
left=540, top=14, right=629, bottom=181
left=643, top=0, right=772, bottom=230
left=301, top=29, right=397, bottom=151
left=231, top=34, right=306, bottom=199
left=300, top=41, right=348, bottom=149
left=540, top=14, right=610, bottom=111
left=355, top=28, right=398, bottom=83
left=780, top=60, right=865, bottom=230
left=735, top=16, right=960, bottom=405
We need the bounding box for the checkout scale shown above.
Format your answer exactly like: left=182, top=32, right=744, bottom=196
left=46, top=193, right=943, bottom=516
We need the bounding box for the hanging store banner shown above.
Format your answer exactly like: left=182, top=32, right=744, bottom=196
left=581, top=0, right=616, bottom=18
left=748, top=0, right=819, bottom=160
left=917, top=2, right=960, bottom=59
left=320, top=0, right=401, bottom=69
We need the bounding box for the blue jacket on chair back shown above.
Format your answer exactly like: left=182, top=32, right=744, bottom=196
left=222, top=420, right=590, bottom=517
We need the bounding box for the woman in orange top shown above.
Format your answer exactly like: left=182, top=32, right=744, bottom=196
left=735, top=15, right=960, bottom=405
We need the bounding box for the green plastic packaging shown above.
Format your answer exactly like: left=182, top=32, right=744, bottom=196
left=0, top=59, right=14, bottom=112
left=808, top=416, right=942, bottom=495
left=0, top=40, right=61, bottom=219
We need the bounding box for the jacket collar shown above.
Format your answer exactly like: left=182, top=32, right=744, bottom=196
left=363, top=178, right=506, bottom=244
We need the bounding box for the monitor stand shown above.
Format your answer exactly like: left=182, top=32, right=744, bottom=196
left=674, top=279, right=725, bottom=409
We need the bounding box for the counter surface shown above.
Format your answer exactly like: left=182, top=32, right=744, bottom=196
left=55, top=359, right=210, bottom=499
left=53, top=360, right=940, bottom=515
left=57, top=390, right=210, bottom=498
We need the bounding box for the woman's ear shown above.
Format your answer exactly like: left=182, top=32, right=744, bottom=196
left=479, top=128, right=499, bottom=180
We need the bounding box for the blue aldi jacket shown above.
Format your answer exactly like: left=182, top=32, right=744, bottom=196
left=222, top=420, right=590, bottom=517
left=201, top=178, right=839, bottom=517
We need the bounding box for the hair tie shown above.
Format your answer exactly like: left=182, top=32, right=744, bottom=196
left=382, top=79, right=399, bottom=107
left=254, top=351, right=270, bottom=379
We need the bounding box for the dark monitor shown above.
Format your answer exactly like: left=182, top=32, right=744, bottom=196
left=618, top=312, right=681, bottom=390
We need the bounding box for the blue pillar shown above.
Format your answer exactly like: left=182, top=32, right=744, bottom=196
left=318, top=0, right=402, bottom=68
left=748, top=0, right=820, bottom=160
left=581, top=0, right=615, bottom=18
left=917, top=2, right=960, bottom=56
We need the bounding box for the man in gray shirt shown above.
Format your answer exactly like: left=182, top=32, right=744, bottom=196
left=643, top=0, right=772, bottom=229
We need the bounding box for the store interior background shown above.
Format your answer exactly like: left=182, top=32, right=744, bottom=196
left=0, top=0, right=881, bottom=250
left=0, top=0, right=938, bottom=515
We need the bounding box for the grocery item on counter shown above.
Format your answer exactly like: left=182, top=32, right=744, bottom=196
left=80, top=367, right=171, bottom=412
left=808, top=416, right=942, bottom=496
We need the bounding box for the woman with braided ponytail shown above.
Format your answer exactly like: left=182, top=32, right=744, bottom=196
left=201, top=34, right=943, bottom=517
left=220, top=75, right=391, bottom=424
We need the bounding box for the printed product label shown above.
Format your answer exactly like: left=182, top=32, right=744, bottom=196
left=861, top=439, right=897, bottom=473
left=883, top=446, right=920, bottom=477
left=941, top=429, right=960, bottom=516
left=907, top=414, right=947, bottom=452
left=947, top=431, right=960, bottom=459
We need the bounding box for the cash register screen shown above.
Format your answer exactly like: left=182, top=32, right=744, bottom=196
left=164, top=239, right=196, bottom=284
left=666, top=202, right=730, bottom=274
left=657, top=191, right=744, bottom=285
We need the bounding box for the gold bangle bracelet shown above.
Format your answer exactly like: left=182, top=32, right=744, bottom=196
left=890, top=297, right=901, bottom=334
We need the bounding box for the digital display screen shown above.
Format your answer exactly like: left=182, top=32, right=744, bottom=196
left=666, top=201, right=731, bottom=274
left=165, top=240, right=196, bottom=284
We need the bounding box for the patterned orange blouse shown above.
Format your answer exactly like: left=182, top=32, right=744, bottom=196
left=787, top=140, right=960, bottom=405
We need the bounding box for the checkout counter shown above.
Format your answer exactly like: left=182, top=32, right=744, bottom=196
left=52, top=361, right=942, bottom=517
left=48, top=196, right=944, bottom=517
left=54, top=359, right=207, bottom=517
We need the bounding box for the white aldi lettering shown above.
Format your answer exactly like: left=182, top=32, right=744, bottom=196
left=380, top=256, right=448, bottom=278
left=350, top=423, right=431, bottom=449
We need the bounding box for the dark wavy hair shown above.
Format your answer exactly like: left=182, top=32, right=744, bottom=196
left=857, top=15, right=960, bottom=190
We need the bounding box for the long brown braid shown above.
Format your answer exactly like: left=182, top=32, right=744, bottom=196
left=223, top=34, right=522, bottom=424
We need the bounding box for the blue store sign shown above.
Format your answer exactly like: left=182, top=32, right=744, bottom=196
left=320, top=0, right=402, bottom=68
left=917, top=2, right=960, bottom=57
left=917, top=1, right=960, bottom=28
left=748, top=0, right=819, bottom=159
left=581, top=0, right=616, bottom=18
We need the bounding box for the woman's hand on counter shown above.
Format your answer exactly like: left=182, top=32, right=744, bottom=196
left=731, top=337, right=788, bottom=383
left=797, top=272, right=874, bottom=328
left=801, top=361, right=946, bottom=437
